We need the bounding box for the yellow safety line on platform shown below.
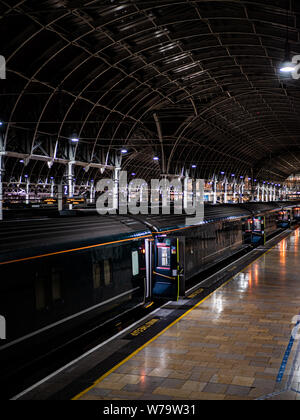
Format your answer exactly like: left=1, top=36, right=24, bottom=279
left=72, top=229, right=296, bottom=401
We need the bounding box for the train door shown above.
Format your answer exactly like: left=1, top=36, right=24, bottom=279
left=293, top=207, right=300, bottom=222
left=252, top=216, right=266, bottom=246
left=152, top=236, right=180, bottom=300
left=243, top=218, right=253, bottom=244
left=144, top=239, right=153, bottom=301
left=277, top=210, right=291, bottom=228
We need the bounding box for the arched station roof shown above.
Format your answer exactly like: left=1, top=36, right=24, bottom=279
left=1, top=0, right=300, bottom=184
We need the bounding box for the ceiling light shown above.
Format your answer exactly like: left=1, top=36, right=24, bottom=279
left=280, top=11, right=295, bottom=74
left=280, top=61, right=295, bottom=73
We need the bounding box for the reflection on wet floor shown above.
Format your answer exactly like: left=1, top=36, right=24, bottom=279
left=77, top=229, right=300, bottom=400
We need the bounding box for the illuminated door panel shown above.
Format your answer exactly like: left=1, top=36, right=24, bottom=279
left=153, top=238, right=179, bottom=301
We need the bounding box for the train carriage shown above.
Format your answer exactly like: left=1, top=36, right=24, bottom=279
left=0, top=202, right=299, bottom=374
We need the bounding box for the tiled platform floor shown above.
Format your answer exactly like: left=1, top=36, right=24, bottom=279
left=77, top=229, right=300, bottom=400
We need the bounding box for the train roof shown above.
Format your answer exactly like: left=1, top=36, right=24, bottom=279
left=137, top=204, right=253, bottom=232
left=0, top=215, right=151, bottom=264
left=0, top=202, right=299, bottom=263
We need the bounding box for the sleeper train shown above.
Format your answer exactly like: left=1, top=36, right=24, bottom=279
left=0, top=202, right=299, bottom=361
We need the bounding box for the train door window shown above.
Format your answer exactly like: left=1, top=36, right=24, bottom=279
left=253, top=219, right=262, bottom=231
left=158, top=246, right=170, bottom=268
left=93, top=263, right=101, bottom=289
left=103, top=260, right=112, bottom=286
left=52, top=268, right=62, bottom=301
left=132, top=251, right=139, bottom=276
left=35, top=274, right=46, bottom=311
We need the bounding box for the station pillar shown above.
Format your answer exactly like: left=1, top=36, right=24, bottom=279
left=113, top=167, right=121, bottom=211
left=224, top=178, right=228, bottom=204
left=90, top=180, right=95, bottom=204
left=50, top=178, right=55, bottom=198
left=256, top=183, right=260, bottom=202
left=233, top=181, right=237, bottom=202
left=25, top=178, right=30, bottom=204
left=213, top=177, right=217, bottom=204
left=239, top=183, right=244, bottom=203
left=68, top=162, right=74, bottom=210
left=262, top=184, right=265, bottom=202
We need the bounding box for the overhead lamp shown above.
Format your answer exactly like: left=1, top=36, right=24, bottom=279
left=280, top=43, right=295, bottom=73
left=121, top=149, right=128, bottom=154
left=280, top=61, right=295, bottom=73
left=131, top=172, right=136, bottom=176
left=231, top=174, right=235, bottom=177
left=280, top=9, right=295, bottom=74
left=220, top=171, right=225, bottom=175
left=192, top=165, right=197, bottom=169
left=71, top=137, right=79, bottom=143
left=153, top=156, right=159, bottom=161
left=0, top=121, right=3, bottom=126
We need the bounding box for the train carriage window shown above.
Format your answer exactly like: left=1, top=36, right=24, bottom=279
left=35, top=274, right=46, bottom=311
left=158, top=246, right=171, bottom=268
left=132, top=251, right=139, bottom=276
left=103, top=260, right=112, bottom=286
left=52, top=268, right=62, bottom=301
left=93, top=263, right=101, bottom=289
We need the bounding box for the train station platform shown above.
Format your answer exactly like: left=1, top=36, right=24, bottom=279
left=16, top=229, right=300, bottom=401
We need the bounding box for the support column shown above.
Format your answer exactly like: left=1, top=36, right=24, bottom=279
left=233, top=181, right=237, bottom=202
left=267, top=186, right=271, bottom=202
left=50, top=178, right=55, bottom=198
left=25, top=177, right=30, bottom=205
left=183, top=171, right=189, bottom=210
left=68, top=162, right=74, bottom=210
left=113, top=167, right=121, bottom=211
left=256, top=183, right=260, bottom=202
left=224, top=178, right=228, bottom=204
left=262, top=184, right=265, bottom=202
left=90, top=180, right=94, bottom=204
left=213, top=176, right=217, bottom=205
left=239, top=183, right=244, bottom=203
